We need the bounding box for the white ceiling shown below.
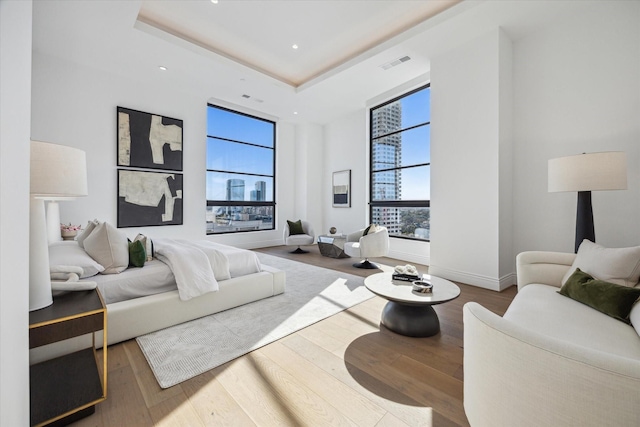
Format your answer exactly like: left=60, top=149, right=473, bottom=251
left=31, top=1, right=594, bottom=125
left=137, top=0, right=460, bottom=88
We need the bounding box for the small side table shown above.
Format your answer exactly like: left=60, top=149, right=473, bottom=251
left=317, top=234, right=350, bottom=258
left=29, top=288, right=107, bottom=426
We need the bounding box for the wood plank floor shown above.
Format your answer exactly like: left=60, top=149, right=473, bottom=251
left=73, top=245, right=517, bottom=427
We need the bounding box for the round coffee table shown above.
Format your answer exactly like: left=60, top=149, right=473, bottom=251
left=364, top=272, right=460, bottom=337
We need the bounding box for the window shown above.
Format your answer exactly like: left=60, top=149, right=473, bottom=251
left=369, top=85, right=430, bottom=241
left=206, top=104, right=275, bottom=234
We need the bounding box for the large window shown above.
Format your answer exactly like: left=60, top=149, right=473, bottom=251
left=206, top=104, right=275, bottom=234
left=370, top=85, right=430, bottom=241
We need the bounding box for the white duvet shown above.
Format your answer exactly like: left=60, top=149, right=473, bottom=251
left=152, top=238, right=234, bottom=301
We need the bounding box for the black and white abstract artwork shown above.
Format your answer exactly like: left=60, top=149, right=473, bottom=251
left=118, top=169, right=183, bottom=227
left=117, top=106, right=183, bottom=171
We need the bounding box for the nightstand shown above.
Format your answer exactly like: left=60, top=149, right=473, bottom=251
left=29, top=288, right=107, bottom=426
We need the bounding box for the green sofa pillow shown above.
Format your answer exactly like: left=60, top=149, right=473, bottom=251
left=128, top=239, right=147, bottom=268
left=287, top=219, right=305, bottom=235
left=558, top=268, right=640, bottom=324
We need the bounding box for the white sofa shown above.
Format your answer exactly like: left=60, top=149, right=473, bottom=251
left=463, top=250, right=640, bottom=427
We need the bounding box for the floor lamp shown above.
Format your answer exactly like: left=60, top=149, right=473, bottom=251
left=548, top=151, right=627, bottom=253
left=30, top=141, right=88, bottom=311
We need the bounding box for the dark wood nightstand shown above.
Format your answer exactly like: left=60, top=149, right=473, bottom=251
left=29, top=288, right=107, bottom=427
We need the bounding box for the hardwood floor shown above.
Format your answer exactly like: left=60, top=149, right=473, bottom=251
left=73, top=245, right=517, bottom=427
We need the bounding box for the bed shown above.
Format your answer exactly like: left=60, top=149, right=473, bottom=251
left=31, top=235, right=285, bottom=363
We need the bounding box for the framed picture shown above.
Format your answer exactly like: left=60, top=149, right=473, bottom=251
left=332, top=169, right=351, bottom=208
left=117, top=106, right=183, bottom=171
left=117, top=169, right=183, bottom=227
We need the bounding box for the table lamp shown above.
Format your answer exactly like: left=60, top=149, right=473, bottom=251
left=30, top=141, right=88, bottom=311
left=548, top=151, right=627, bottom=253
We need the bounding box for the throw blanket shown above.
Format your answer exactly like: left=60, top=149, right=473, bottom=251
left=50, top=265, right=96, bottom=291
left=153, top=238, right=231, bottom=301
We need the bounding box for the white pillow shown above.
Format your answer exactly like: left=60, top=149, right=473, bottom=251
left=49, top=241, right=104, bottom=278
left=77, top=219, right=100, bottom=249
left=562, top=240, right=640, bottom=287
left=83, top=222, right=129, bottom=274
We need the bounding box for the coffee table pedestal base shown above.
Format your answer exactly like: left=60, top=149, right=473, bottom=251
left=381, top=301, right=440, bottom=337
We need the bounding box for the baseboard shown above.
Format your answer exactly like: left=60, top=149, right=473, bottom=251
left=428, top=265, right=515, bottom=291
left=387, top=249, right=430, bottom=267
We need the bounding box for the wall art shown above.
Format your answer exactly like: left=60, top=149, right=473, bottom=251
left=117, top=106, right=183, bottom=171
left=332, top=169, right=351, bottom=208
left=117, top=169, right=183, bottom=227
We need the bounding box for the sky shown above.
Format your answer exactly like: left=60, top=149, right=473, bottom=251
left=206, top=86, right=431, bottom=202
left=206, top=106, right=275, bottom=201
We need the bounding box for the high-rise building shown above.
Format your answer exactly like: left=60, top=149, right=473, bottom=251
left=371, top=101, right=402, bottom=234
left=250, top=181, right=266, bottom=201
left=226, top=179, right=245, bottom=201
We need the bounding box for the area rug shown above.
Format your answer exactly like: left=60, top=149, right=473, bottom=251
left=136, top=252, right=375, bottom=388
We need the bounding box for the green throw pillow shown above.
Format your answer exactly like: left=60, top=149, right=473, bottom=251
left=287, top=219, right=305, bottom=235
left=128, top=239, right=146, bottom=268
left=558, top=268, right=640, bottom=324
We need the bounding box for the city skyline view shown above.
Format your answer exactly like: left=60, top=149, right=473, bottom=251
left=206, top=105, right=275, bottom=234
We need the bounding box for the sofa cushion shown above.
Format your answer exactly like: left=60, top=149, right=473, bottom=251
left=562, top=240, right=640, bottom=287
left=505, top=284, right=640, bottom=360
left=559, top=269, right=640, bottom=324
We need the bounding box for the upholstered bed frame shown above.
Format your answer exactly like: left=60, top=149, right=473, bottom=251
left=30, top=264, right=285, bottom=363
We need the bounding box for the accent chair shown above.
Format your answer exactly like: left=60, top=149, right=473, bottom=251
left=344, top=225, right=389, bottom=269
left=284, top=220, right=315, bottom=254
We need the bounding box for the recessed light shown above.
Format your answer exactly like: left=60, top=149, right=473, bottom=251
left=293, top=111, right=298, bottom=115
left=292, top=44, right=299, bottom=50
left=211, top=0, right=219, bottom=4
left=159, top=66, right=167, bottom=71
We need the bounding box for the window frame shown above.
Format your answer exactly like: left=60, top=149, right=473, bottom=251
left=206, top=103, right=276, bottom=235
left=369, top=84, right=431, bottom=242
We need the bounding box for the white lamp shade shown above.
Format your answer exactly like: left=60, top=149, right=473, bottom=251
left=548, top=151, right=627, bottom=193
left=29, top=141, right=88, bottom=311
left=30, top=140, right=88, bottom=199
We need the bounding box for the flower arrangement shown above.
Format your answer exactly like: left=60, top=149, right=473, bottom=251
left=60, top=223, right=82, bottom=232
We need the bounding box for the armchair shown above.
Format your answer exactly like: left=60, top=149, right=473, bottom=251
left=344, top=225, right=389, bottom=269
left=283, top=220, right=315, bottom=254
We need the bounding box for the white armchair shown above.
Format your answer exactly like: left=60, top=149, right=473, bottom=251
left=344, top=225, right=389, bottom=269
left=283, top=220, right=315, bottom=254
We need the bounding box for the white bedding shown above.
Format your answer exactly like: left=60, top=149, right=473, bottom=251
left=153, top=238, right=226, bottom=300
left=89, top=260, right=176, bottom=304
left=78, top=240, right=263, bottom=304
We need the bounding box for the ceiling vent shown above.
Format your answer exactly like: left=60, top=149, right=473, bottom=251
left=241, top=94, right=251, bottom=99
left=380, top=55, right=411, bottom=70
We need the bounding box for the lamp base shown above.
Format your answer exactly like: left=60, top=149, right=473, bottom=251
left=575, top=191, right=595, bottom=253
left=30, top=198, right=53, bottom=311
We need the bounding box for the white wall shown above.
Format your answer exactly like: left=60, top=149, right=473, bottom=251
left=323, top=110, right=368, bottom=236
left=31, top=51, right=299, bottom=250
left=0, top=1, right=32, bottom=424
left=292, top=123, right=324, bottom=234
left=512, top=1, right=640, bottom=255
left=323, top=98, right=432, bottom=266
left=429, top=28, right=513, bottom=290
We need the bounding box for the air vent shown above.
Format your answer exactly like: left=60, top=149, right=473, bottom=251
left=241, top=94, right=251, bottom=99
left=380, top=55, right=412, bottom=70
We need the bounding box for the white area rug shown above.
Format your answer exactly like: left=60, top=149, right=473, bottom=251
left=136, top=252, right=374, bottom=388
